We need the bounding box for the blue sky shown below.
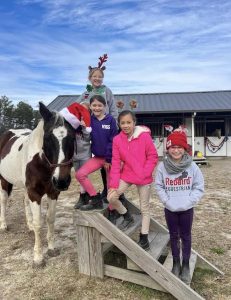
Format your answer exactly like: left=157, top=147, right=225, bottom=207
left=1, top=0, right=231, bottom=108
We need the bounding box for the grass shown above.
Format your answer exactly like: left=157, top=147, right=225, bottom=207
left=210, top=247, right=225, bottom=255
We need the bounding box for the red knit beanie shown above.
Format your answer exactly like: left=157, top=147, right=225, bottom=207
left=166, top=130, right=188, bottom=150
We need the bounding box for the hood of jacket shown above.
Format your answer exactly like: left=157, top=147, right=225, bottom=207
left=126, top=125, right=151, bottom=140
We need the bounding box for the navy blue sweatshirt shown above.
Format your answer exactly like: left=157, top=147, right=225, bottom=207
left=91, top=114, right=118, bottom=163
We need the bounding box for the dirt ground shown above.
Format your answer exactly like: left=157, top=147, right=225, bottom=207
left=0, top=159, right=230, bottom=300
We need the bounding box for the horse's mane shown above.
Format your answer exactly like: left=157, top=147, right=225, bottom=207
left=29, top=111, right=63, bottom=157
left=28, top=119, right=45, bottom=156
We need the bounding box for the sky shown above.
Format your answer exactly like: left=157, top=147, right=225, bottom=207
left=1, top=0, right=231, bottom=108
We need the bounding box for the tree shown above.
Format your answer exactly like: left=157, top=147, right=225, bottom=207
left=0, top=96, right=14, bottom=134
left=14, top=101, right=34, bottom=129
left=32, top=109, right=41, bottom=129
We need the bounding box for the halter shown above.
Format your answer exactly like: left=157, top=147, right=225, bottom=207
left=43, top=152, right=73, bottom=168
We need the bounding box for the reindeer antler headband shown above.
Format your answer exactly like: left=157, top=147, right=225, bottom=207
left=88, top=54, right=108, bottom=74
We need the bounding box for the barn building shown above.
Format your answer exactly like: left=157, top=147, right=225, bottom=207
left=48, top=90, right=231, bottom=158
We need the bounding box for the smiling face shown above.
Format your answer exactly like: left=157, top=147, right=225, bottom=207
left=89, top=69, right=104, bottom=88
left=168, top=145, right=185, bottom=162
left=119, top=113, right=136, bottom=137
left=90, top=98, right=106, bottom=119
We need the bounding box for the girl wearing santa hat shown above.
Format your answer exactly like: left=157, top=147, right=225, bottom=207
left=60, top=102, right=93, bottom=209
left=76, top=95, right=118, bottom=210
left=155, top=129, right=204, bottom=284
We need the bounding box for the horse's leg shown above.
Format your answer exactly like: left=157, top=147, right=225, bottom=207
left=0, top=188, right=8, bottom=230
left=24, top=193, right=33, bottom=231
left=46, top=197, right=59, bottom=257
left=0, top=177, right=12, bottom=230
left=29, top=198, right=45, bottom=267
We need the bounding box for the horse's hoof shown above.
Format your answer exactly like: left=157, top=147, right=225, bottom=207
left=32, top=259, right=46, bottom=269
left=27, top=223, right=34, bottom=231
left=47, top=248, right=60, bottom=257
left=0, top=224, right=8, bottom=231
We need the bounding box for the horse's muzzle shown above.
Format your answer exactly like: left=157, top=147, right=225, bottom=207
left=52, top=175, right=71, bottom=191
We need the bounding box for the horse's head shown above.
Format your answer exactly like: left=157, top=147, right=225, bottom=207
left=39, top=102, right=75, bottom=191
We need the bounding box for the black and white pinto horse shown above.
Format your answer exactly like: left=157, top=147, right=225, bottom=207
left=0, top=102, right=75, bottom=266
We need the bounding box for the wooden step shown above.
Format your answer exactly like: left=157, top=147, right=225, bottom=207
left=127, top=231, right=169, bottom=271
left=163, top=252, right=198, bottom=285
left=101, top=214, right=141, bottom=252
left=82, top=211, right=205, bottom=300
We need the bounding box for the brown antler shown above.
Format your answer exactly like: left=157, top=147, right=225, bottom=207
left=98, top=54, right=108, bottom=68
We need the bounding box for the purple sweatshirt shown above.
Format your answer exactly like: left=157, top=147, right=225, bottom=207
left=91, top=114, right=118, bottom=163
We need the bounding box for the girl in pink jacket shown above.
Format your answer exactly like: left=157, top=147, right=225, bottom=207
left=108, top=110, right=158, bottom=250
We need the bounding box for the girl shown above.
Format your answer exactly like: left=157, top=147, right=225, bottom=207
left=73, top=121, right=92, bottom=209
left=107, top=110, right=158, bottom=250
left=78, top=54, right=118, bottom=123
left=76, top=95, right=118, bottom=210
left=155, top=129, right=204, bottom=284
left=78, top=54, right=118, bottom=205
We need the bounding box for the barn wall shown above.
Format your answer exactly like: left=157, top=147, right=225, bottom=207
left=153, top=136, right=230, bottom=157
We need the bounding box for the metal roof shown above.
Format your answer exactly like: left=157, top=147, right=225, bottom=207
left=48, top=90, right=231, bottom=113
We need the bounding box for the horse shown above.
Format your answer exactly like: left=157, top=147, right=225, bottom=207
left=0, top=102, right=75, bottom=267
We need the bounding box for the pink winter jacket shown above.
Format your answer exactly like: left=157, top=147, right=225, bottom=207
left=110, top=126, right=158, bottom=188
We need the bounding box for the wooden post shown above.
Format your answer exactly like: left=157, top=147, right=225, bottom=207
left=74, top=209, right=104, bottom=279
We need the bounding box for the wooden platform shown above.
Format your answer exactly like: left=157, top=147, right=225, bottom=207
left=73, top=200, right=223, bottom=300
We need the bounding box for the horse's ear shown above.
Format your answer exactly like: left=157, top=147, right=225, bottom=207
left=39, top=102, right=53, bottom=122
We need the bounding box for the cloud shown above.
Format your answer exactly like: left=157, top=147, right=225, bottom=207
left=0, top=0, right=231, bottom=107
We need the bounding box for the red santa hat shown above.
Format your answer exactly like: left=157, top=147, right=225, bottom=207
left=60, top=102, right=91, bottom=132
left=166, top=130, right=188, bottom=150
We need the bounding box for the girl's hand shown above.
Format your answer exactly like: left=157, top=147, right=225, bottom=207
left=104, top=162, right=111, bottom=171
left=80, top=120, right=86, bottom=127
left=108, top=188, right=119, bottom=200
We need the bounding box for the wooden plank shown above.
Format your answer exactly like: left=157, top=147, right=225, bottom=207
left=194, top=251, right=224, bottom=275
left=73, top=203, right=108, bottom=227
left=148, top=232, right=170, bottom=259
left=88, top=228, right=104, bottom=278
left=189, top=253, right=198, bottom=280
left=122, top=214, right=142, bottom=235
left=101, top=214, right=141, bottom=244
left=162, top=252, right=172, bottom=271
left=127, top=231, right=169, bottom=272
left=75, top=226, right=91, bottom=276
left=127, top=230, right=158, bottom=271
left=104, top=264, right=167, bottom=293
left=83, top=212, right=204, bottom=300
left=73, top=211, right=92, bottom=227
